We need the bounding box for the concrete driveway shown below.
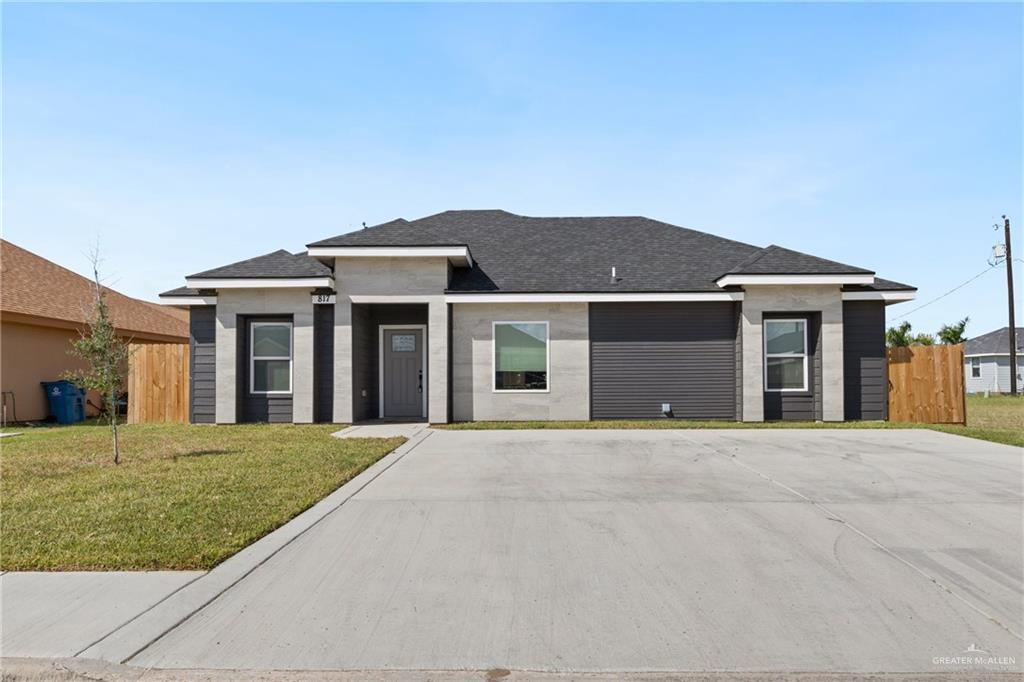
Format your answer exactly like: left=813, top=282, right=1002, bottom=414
left=105, top=428, right=1022, bottom=675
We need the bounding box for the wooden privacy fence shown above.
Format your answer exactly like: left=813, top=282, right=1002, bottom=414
left=887, top=344, right=966, bottom=424
left=127, top=342, right=190, bottom=424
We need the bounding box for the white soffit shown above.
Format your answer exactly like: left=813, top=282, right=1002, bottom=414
left=349, top=295, right=435, bottom=303
left=184, top=277, right=335, bottom=289
left=158, top=296, right=218, bottom=306
left=840, top=291, right=916, bottom=302
left=307, top=246, right=473, bottom=267
left=445, top=291, right=744, bottom=303
left=716, top=273, right=876, bottom=287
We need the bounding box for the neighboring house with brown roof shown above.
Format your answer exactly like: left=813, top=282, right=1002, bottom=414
left=1, top=240, right=188, bottom=422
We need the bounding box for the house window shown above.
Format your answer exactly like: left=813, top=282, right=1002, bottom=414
left=250, top=321, right=292, bottom=394
left=493, top=322, right=549, bottom=392
left=970, top=357, right=981, bottom=378
left=764, top=319, right=808, bottom=392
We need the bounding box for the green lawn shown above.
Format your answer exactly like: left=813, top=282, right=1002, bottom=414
left=0, top=423, right=403, bottom=571
left=441, top=394, right=1023, bottom=448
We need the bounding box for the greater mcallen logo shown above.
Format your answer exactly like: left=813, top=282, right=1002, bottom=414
left=932, top=643, right=1017, bottom=667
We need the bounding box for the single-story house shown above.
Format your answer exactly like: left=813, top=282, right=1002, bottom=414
left=159, top=210, right=915, bottom=424
left=964, top=326, right=1023, bottom=394
left=1, top=240, right=189, bottom=422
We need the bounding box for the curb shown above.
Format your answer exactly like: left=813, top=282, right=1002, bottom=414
left=78, top=429, right=434, bottom=665
left=3, top=658, right=1020, bottom=682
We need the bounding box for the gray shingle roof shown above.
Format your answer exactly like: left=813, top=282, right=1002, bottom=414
left=308, top=219, right=437, bottom=247
left=725, top=244, right=873, bottom=276
left=307, top=210, right=910, bottom=293
left=159, top=286, right=201, bottom=297
left=841, top=277, right=916, bottom=293
left=964, top=327, right=1024, bottom=356
left=188, top=250, right=332, bottom=279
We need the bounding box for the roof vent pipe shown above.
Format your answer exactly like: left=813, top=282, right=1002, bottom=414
left=611, top=266, right=619, bottom=284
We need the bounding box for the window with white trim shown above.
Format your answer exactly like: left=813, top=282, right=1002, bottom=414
left=250, top=321, right=292, bottom=394
left=493, top=322, right=549, bottom=391
left=970, top=357, right=981, bottom=378
left=764, top=319, right=808, bottom=391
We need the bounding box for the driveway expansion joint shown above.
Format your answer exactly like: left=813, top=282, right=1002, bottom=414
left=70, top=572, right=207, bottom=659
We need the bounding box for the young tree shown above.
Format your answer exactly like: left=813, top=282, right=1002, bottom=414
left=64, top=250, right=130, bottom=464
left=937, top=317, right=969, bottom=345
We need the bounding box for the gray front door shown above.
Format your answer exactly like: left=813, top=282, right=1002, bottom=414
left=382, top=328, right=424, bottom=418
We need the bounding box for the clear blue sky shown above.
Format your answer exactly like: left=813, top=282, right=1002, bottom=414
left=3, top=2, right=1021, bottom=337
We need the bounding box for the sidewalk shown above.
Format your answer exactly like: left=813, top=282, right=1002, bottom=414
left=0, top=572, right=203, bottom=658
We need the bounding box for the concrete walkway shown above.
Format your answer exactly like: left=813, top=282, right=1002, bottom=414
left=332, top=423, right=430, bottom=439
left=0, top=572, right=202, bottom=658
left=3, top=429, right=1022, bottom=676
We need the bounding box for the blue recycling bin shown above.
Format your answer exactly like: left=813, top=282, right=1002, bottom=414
left=40, top=380, right=86, bottom=424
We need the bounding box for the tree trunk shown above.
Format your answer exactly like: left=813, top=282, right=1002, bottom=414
left=110, top=389, right=120, bottom=465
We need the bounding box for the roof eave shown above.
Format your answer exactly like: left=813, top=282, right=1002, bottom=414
left=443, top=290, right=744, bottom=303
left=183, top=276, right=335, bottom=290
left=158, top=294, right=219, bottom=306
left=716, top=273, right=876, bottom=287
left=840, top=290, right=916, bottom=304
left=306, top=245, right=473, bottom=268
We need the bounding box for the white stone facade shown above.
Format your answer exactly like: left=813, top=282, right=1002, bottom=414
left=215, top=289, right=315, bottom=424
left=332, top=257, right=449, bottom=423
left=451, top=302, right=590, bottom=422
left=740, top=285, right=844, bottom=422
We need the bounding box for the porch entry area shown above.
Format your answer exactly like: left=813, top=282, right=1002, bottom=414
left=351, top=304, right=428, bottom=421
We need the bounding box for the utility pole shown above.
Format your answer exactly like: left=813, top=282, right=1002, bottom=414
left=1004, top=215, right=1018, bottom=396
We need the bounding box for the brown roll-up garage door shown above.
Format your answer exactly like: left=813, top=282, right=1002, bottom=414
left=589, top=302, right=739, bottom=420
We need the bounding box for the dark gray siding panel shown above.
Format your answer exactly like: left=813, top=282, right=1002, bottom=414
left=813, top=312, right=823, bottom=420
left=843, top=301, right=888, bottom=420
left=352, top=305, right=374, bottom=421
left=314, top=305, right=334, bottom=423
left=239, top=315, right=293, bottom=423
left=734, top=302, right=743, bottom=420
left=189, top=306, right=216, bottom=424
left=590, top=302, right=738, bottom=420
left=763, top=313, right=820, bottom=421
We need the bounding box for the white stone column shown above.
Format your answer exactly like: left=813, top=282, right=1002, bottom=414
left=214, top=308, right=237, bottom=424
left=291, top=304, right=315, bottom=423
left=427, top=298, right=449, bottom=423
left=741, top=306, right=765, bottom=422
left=820, top=304, right=845, bottom=422
left=333, top=296, right=353, bottom=423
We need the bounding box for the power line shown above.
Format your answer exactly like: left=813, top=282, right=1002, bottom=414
left=892, top=263, right=1004, bottom=320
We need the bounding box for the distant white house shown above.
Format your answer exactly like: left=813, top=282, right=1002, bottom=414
left=964, top=327, right=1023, bottom=394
